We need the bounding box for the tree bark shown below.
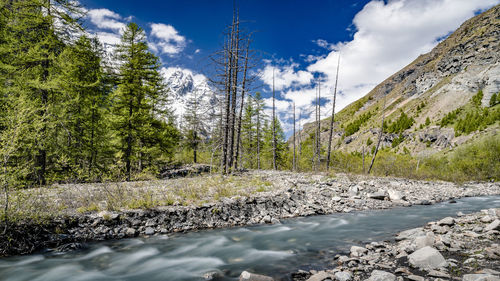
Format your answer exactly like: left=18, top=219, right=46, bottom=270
left=326, top=54, right=340, bottom=171
left=272, top=68, right=277, bottom=170
left=368, top=98, right=386, bottom=174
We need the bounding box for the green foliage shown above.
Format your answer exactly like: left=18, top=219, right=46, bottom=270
left=454, top=106, right=500, bottom=135
left=472, top=89, right=483, bottom=107
left=366, top=138, right=373, bottom=146
left=490, top=93, right=499, bottom=107
left=324, top=134, right=499, bottom=183
left=344, top=111, right=373, bottom=136
left=425, top=117, right=431, bottom=126
left=439, top=90, right=499, bottom=136
left=440, top=108, right=462, bottom=127
left=391, top=133, right=405, bottom=148
left=385, top=110, right=414, bottom=134
left=261, top=118, right=289, bottom=169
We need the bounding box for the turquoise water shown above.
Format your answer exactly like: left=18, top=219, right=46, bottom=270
left=1, top=195, right=499, bottom=281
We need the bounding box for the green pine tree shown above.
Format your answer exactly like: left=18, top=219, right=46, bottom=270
left=112, top=22, right=178, bottom=181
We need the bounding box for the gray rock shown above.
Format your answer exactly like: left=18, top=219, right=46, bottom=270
left=408, top=246, right=447, bottom=270
left=368, top=191, right=387, bottom=200
left=414, top=232, right=435, bottom=250
left=407, top=275, right=425, bottom=281
left=348, top=185, right=359, bottom=197
left=462, top=274, right=500, bottom=281
left=438, top=217, right=455, bottom=226
left=396, top=227, right=425, bottom=241
left=239, top=271, right=274, bottom=281
left=387, top=189, right=403, bottom=201
left=366, top=270, right=396, bottom=281
left=350, top=246, right=368, bottom=257
left=484, top=219, right=500, bottom=232
left=144, top=227, right=155, bottom=235
left=334, top=271, right=352, bottom=281
left=306, top=271, right=332, bottom=281
left=125, top=227, right=137, bottom=237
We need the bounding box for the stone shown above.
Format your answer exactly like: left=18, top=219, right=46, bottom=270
left=348, top=185, right=359, bottom=196
left=368, top=191, right=387, bottom=200
left=484, top=219, right=500, bottom=232
left=125, top=227, right=137, bottom=237
left=306, top=271, right=332, bottom=281
left=334, top=271, right=352, bottom=281
left=481, top=216, right=494, bottom=223
left=387, top=189, right=403, bottom=201
left=366, top=270, right=396, bottom=281
left=462, top=274, right=500, bottom=281
left=144, top=227, right=155, bottom=235
left=414, top=232, right=435, bottom=250
left=438, top=217, right=455, bottom=226
left=350, top=246, right=368, bottom=257
left=396, top=227, right=425, bottom=241
left=407, top=275, right=425, bottom=281
left=408, top=246, right=447, bottom=270
left=239, top=271, right=274, bottom=281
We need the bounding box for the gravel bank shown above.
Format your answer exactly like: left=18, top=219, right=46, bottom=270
left=1, top=171, right=499, bottom=257
left=290, top=207, right=500, bottom=281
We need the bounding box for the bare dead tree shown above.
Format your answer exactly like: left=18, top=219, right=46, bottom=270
left=368, top=98, right=387, bottom=174
left=234, top=35, right=252, bottom=170
left=272, top=68, right=277, bottom=170
left=326, top=54, right=340, bottom=171
left=293, top=102, right=296, bottom=172
left=317, top=80, right=321, bottom=169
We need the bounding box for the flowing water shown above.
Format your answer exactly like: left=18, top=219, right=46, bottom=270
left=1, top=195, right=499, bottom=281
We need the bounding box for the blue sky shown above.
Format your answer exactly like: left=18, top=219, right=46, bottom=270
left=80, top=0, right=499, bottom=134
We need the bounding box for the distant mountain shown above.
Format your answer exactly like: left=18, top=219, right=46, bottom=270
left=296, top=4, right=500, bottom=156
left=164, top=69, right=219, bottom=138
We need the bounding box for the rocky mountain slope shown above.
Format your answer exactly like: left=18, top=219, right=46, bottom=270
left=163, top=69, right=219, bottom=137
left=297, top=4, right=500, bottom=156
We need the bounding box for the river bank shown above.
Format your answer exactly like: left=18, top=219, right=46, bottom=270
left=1, top=171, right=499, bottom=257
left=290, top=207, right=500, bottom=281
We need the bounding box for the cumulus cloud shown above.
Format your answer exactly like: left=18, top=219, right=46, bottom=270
left=307, top=0, right=499, bottom=112
left=149, top=23, right=187, bottom=55
left=87, top=8, right=126, bottom=33
left=266, top=0, right=498, bottom=136
left=261, top=63, right=314, bottom=91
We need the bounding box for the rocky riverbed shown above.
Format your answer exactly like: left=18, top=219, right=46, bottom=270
left=1, top=171, right=499, bottom=257
left=288, top=207, right=500, bottom=281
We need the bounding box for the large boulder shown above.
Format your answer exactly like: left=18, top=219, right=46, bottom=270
left=239, top=271, right=274, bottom=281
left=366, top=270, right=396, bottom=281
left=408, top=246, right=447, bottom=270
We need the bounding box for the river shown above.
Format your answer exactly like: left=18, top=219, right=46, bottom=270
left=1, top=195, right=499, bottom=281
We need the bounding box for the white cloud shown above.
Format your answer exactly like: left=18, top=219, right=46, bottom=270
left=266, top=0, right=498, bottom=137
left=149, top=23, right=187, bottom=55
left=261, top=63, right=314, bottom=91
left=87, top=8, right=126, bottom=33
left=307, top=0, right=499, bottom=112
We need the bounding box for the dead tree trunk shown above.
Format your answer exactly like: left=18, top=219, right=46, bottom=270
left=317, top=80, right=321, bottom=169
left=234, top=36, right=251, bottom=170
left=227, top=13, right=239, bottom=173
left=326, top=54, right=340, bottom=170
left=368, top=98, right=386, bottom=174
left=272, top=68, right=277, bottom=170
left=293, top=102, right=296, bottom=172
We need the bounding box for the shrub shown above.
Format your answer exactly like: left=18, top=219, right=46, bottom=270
left=385, top=110, right=415, bottom=134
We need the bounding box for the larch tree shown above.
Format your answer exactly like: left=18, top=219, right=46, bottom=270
left=113, top=22, right=178, bottom=181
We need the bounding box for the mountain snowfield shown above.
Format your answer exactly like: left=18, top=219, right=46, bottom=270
left=161, top=68, right=219, bottom=136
